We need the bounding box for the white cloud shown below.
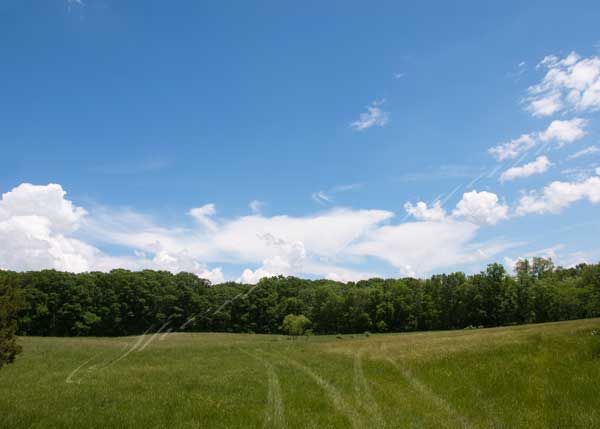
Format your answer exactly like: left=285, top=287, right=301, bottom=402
left=403, top=201, right=447, bottom=221
left=527, top=92, right=563, bottom=116
left=0, top=182, right=522, bottom=281
left=0, top=215, right=94, bottom=272
left=0, top=184, right=225, bottom=281
left=516, top=175, right=600, bottom=215
left=0, top=183, right=86, bottom=233
left=350, top=99, right=389, bottom=131
left=151, top=250, right=225, bottom=284
left=452, top=190, right=509, bottom=225
left=85, top=203, right=396, bottom=280
left=500, top=156, right=552, bottom=182
left=489, top=134, right=536, bottom=161
left=238, top=235, right=307, bottom=283
left=527, top=51, right=600, bottom=116
left=188, top=203, right=218, bottom=232
left=348, top=220, right=514, bottom=276
left=507, top=61, right=527, bottom=80
left=488, top=119, right=587, bottom=161
left=538, top=118, right=588, bottom=146
left=568, top=146, right=600, bottom=160
left=249, top=200, right=264, bottom=214
left=310, top=183, right=363, bottom=206
left=0, top=184, right=117, bottom=273
left=311, top=191, right=332, bottom=204
left=504, top=244, right=600, bottom=271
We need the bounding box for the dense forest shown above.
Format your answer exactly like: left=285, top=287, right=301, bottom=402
left=1, top=258, right=599, bottom=338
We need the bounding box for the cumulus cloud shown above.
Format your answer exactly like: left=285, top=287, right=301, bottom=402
left=538, top=118, right=588, bottom=146
left=403, top=201, right=447, bottom=221
left=516, top=175, right=600, bottom=215
left=0, top=183, right=224, bottom=281
left=350, top=99, right=389, bottom=131
left=348, top=220, right=513, bottom=276
left=0, top=183, right=86, bottom=233
left=527, top=51, right=600, bottom=116
left=0, top=183, right=94, bottom=272
left=150, top=250, right=225, bottom=284
left=488, top=119, right=587, bottom=161
left=489, top=134, right=536, bottom=161
left=500, top=156, right=552, bottom=182
left=527, top=92, right=563, bottom=117
left=452, top=190, right=509, bottom=225
left=238, top=235, right=307, bottom=283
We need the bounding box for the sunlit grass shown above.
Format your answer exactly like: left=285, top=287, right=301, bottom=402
left=1, top=319, right=599, bottom=428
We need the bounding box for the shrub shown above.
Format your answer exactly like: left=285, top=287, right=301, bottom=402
left=282, top=314, right=311, bottom=336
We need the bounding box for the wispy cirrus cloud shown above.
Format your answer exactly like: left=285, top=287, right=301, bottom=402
left=311, top=183, right=364, bottom=205
left=568, top=145, right=599, bottom=160
left=249, top=200, right=264, bottom=214
left=350, top=99, right=389, bottom=131
left=311, top=191, right=333, bottom=205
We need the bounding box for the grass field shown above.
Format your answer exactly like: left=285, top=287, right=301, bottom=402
left=1, top=318, right=600, bottom=428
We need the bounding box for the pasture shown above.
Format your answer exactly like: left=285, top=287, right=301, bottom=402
left=1, top=318, right=600, bottom=428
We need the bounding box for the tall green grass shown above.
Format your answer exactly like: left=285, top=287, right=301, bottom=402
left=1, top=319, right=599, bottom=428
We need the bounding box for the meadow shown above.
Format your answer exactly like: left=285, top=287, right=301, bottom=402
left=1, top=318, right=600, bottom=428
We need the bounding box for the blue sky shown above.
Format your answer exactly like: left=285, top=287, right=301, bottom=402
left=1, top=0, right=600, bottom=282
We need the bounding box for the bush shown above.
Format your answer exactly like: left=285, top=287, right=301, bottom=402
left=281, top=314, right=311, bottom=336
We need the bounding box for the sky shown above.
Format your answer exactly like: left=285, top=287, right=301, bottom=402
left=1, top=0, right=600, bottom=283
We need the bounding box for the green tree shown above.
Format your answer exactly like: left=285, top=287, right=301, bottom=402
left=0, top=274, right=24, bottom=369
left=282, top=314, right=311, bottom=336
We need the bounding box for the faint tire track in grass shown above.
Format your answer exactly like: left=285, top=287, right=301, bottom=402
left=354, top=350, right=386, bottom=428
left=385, top=356, right=475, bottom=429
left=265, top=351, right=364, bottom=429
left=66, top=334, right=146, bottom=384
left=264, top=362, right=284, bottom=429
left=239, top=348, right=285, bottom=428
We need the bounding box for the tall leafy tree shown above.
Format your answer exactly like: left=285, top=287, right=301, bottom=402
left=0, top=272, right=24, bottom=369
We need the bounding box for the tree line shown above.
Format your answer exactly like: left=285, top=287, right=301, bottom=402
left=0, top=258, right=599, bottom=340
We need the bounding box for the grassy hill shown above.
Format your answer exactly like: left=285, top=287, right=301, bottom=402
left=1, top=318, right=600, bottom=428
